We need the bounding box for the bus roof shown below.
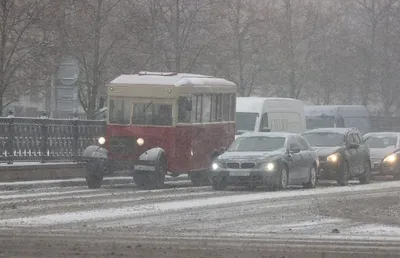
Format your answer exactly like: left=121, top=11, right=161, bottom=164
left=304, top=105, right=369, bottom=118
left=236, top=97, right=304, bottom=113
left=108, top=72, right=236, bottom=98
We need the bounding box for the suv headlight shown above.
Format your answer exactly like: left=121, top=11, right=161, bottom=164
left=384, top=154, right=397, bottom=163
left=263, top=162, right=275, bottom=172
left=98, top=137, right=106, bottom=145
left=327, top=153, right=340, bottom=162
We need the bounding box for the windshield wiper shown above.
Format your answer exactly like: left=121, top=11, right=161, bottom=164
left=143, top=101, right=153, bottom=113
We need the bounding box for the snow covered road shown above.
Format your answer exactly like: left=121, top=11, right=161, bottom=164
left=1, top=180, right=400, bottom=257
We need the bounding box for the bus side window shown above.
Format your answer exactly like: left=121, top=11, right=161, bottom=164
left=178, top=96, right=192, bottom=123
left=222, top=94, right=230, bottom=121
left=230, top=93, right=236, bottom=121
left=202, top=95, right=212, bottom=122
left=191, top=95, right=202, bottom=123
left=211, top=94, right=222, bottom=122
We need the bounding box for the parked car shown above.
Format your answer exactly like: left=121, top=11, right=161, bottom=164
left=363, top=132, right=400, bottom=179
left=210, top=132, right=319, bottom=191
left=302, top=128, right=371, bottom=186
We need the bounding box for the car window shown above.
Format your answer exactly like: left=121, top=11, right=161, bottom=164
left=287, top=136, right=301, bottom=150
left=260, top=113, right=268, bottom=130
left=303, top=132, right=344, bottom=147
left=350, top=133, right=360, bottom=144
left=347, top=133, right=355, bottom=144
left=354, top=133, right=362, bottom=144
left=296, top=136, right=310, bottom=150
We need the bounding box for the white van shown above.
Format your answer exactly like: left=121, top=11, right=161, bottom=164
left=304, top=105, right=371, bottom=134
left=236, top=97, right=306, bottom=136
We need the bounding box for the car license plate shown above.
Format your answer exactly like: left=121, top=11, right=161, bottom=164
left=229, top=171, right=251, bottom=177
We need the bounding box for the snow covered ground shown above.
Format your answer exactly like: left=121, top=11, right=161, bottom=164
left=1, top=179, right=400, bottom=257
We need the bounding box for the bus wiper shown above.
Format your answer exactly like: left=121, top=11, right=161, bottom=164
left=143, top=101, right=153, bottom=113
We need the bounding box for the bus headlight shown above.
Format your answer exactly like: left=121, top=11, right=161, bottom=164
left=137, top=138, right=144, bottom=146
left=98, top=137, right=106, bottom=145
left=263, top=162, right=275, bottom=172
left=327, top=153, right=340, bottom=163
left=384, top=154, right=397, bottom=163
left=212, top=163, right=220, bottom=170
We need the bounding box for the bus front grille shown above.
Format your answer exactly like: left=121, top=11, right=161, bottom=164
left=109, top=136, right=136, bottom=156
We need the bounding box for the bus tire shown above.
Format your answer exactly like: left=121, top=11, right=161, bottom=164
left=85, top=161, right=103, bottom=189
left=189, top=172, right=210, bottom=186
left=134, top=154, right=166, bottom=190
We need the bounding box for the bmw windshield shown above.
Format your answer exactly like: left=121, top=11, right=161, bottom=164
left=228, top=136, right=285, bottom=152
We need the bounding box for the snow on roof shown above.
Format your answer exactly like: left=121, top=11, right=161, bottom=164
left=364, top=132, right=400, bottom=137
left=304, top=105, right=369, bottom=117
left=239, top=131, right=299, bottom=138
left=237, top=97, right=303, bottom=113
left=109, top=72, right=236, bottom=88
left=304, top=127, right=354, bottom=134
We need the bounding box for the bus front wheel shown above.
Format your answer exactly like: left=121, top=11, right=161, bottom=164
left=134, top=155, right=166, bottom=190
left=85, top=161, right=104, bottom=189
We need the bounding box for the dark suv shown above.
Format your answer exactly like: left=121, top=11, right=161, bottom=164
left=302, top=128, right=371, bottom=186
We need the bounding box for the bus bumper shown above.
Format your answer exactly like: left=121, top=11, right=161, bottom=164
left=77, top=157, right=156, bottom=173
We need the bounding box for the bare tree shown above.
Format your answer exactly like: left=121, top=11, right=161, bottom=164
left=0, top=0, right=50, bottom=112
left=211, top=0, right=271, bottom=97
left=66, top=0, right=126, bottom=118
left=145, top=0, right=216, bottom=73
left=351, top=0, right=399, bottom=106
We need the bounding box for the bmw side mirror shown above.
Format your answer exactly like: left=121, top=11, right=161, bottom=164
left=290, top=147, right=301, bottom=153
left=288, top=144, right=301, bottom=154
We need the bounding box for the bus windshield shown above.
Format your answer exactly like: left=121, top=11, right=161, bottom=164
left=132, top=102, right=173, bottom=126
left=236, top=112, right=258, bottom=133
left=306, top=116, right=335, bottom=130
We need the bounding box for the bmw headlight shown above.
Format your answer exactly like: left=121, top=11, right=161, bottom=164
left=263, top=162, right=275, bottom=172
left=98, top=137, right=106, bottom=145
left=327, top=153, right=340, bottom=163
left=212, top=162, right=220, bottom=170
left=384, top=154, right=397, bottom=163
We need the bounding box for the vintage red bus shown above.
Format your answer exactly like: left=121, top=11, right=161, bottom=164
left=81, top=72, right=236, bottom=189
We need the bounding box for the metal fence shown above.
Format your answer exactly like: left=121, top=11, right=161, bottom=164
left=370, top=116, right=400, bottom=132
left=0, top=114, right=106, bottom=164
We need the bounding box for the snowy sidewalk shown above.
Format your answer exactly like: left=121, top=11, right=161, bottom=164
left=0, top=174, right=190, bottom=191
left=0, top=161, right=77, bottom=167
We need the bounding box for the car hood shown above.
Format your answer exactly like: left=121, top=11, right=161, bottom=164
left=369, top=147, right=396, bottom=160
left=312, top=146, right=341, bottom=157
left=218, top=150, right=284, bottom=162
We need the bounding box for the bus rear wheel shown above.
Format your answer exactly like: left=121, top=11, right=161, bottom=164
left=134, top=155, right=166, bottom=190
left=189, top=172, right=210, bottom=186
